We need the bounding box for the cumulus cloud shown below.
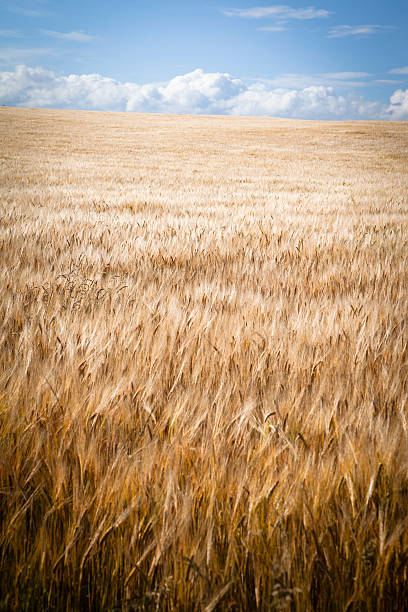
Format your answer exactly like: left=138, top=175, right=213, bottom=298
left=328, top=25, right=395, bottom=38
left=41, top=30, right=95, bottom=42
left=223, top=5, right=330, bottom=20
left=220, top=82, right=385, bottom=120
left=0, top=65, right=136, bottom=110
left=387, top=89, right=408, bottom=120
left=126, top=69, right=244, bottom=114
left=0, top=64, right=406, bottom=121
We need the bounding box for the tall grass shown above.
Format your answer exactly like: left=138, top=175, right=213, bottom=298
left=1, top=107, right=408, bottom=610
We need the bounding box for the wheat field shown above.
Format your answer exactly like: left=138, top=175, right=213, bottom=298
left=1, top=106, right=408, bottom=610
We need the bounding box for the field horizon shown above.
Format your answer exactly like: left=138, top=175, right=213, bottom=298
left=1, top=106, right=408, bottom=610
left=4, top=104, right=408, bottom=122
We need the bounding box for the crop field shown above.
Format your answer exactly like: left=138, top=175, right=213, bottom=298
left=1, top=106, right=408, bottom=610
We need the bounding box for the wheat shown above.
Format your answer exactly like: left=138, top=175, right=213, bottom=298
left=0, top=107, right=408, bottom=610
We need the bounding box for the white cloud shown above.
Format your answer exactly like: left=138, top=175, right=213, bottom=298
left=41, top=30, right=95, bottom=42
left=223, top=5, right=330, bottom=19
left=0, top=65, right=136, bottom=110
left=0, top=64, right=405, bottom=121
left=389, top=66, right=408, bottom=75
left=221, top=83, right=385, bottom=119
left=328, top=25, right=395, bottom=38
left=126, top=69, right=244, bottom=114
left=387, top=89, right=408, bottom=120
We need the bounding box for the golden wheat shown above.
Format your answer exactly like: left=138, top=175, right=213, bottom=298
left=1, top=106, right=408, bottom=610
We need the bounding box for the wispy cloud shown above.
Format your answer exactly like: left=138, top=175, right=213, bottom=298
left=2, top=3, right=53, bottom=17
left=258, top=72, right=372, bottom=89
left=41, top=30, right=95, bottom=42
left=375, top=79, right=403, bottom=84
left=258, top=25, right=288, bottom=32
left=328, top=25, right=395, bottom=38
left=322, top=72, right=371, bottom=80
left=0, top=46, right=57, bottom=64
left=0, top=29, right=23, bottom=38
left=223, top=5, right=331, bottom=20
left=257, top=72, right=400, bottom=92
left=389, top=66, right=408, bottom=75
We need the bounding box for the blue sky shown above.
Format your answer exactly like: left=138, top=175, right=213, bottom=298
left=0, top=0, right=407, bottom=119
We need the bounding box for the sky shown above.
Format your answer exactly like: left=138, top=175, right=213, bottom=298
left=0, top=0, right=407, bottom=120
